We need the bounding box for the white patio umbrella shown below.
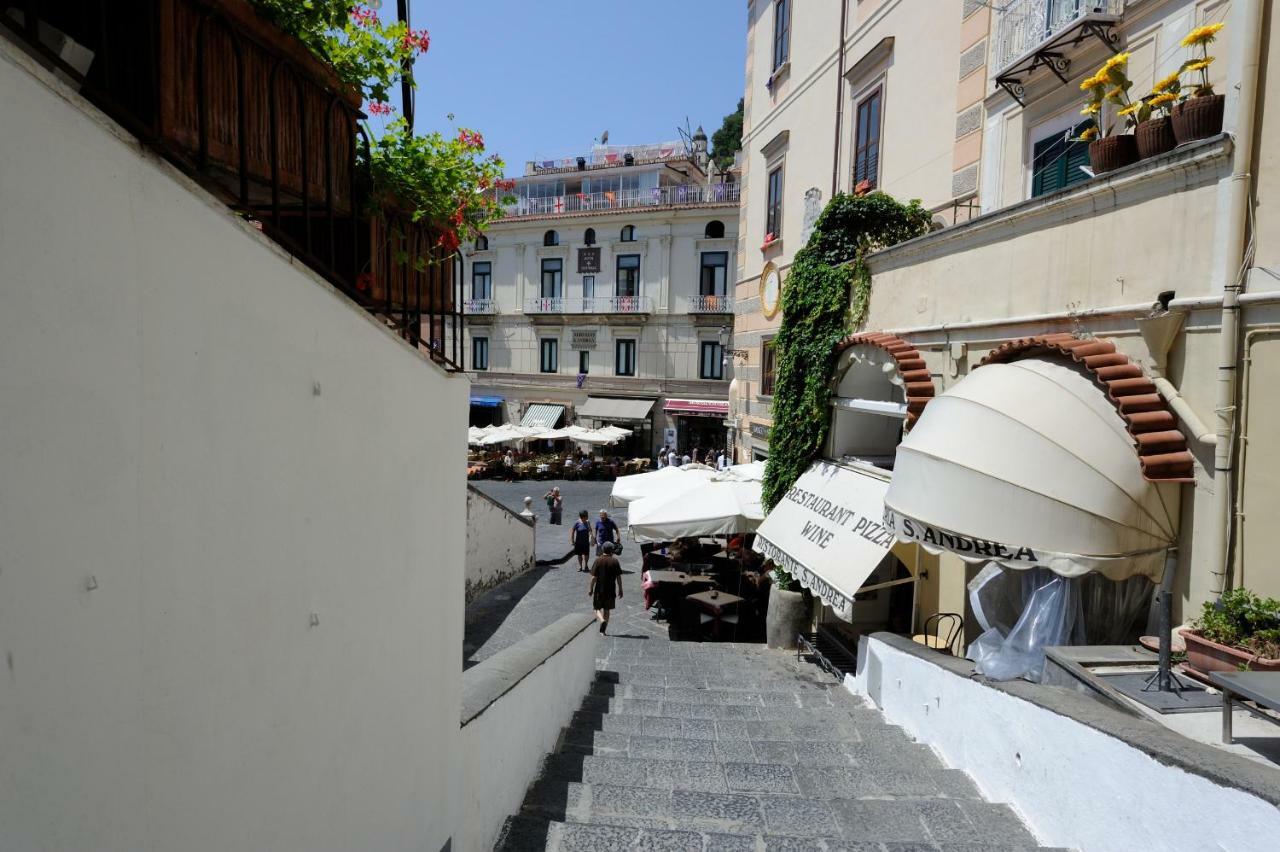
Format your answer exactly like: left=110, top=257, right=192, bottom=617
left=628, top=477, right=765, bottom=543
left=479, top=424, right=540, bottom=445
left=610, top=465, right=718, bottom=507
left=565, top=425, right=620, bottom=446
left=595, top=425, right=633, bottom=440
left=721, top=461, right=766, bottom=482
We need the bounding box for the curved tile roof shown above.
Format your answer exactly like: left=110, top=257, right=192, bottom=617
left=978, top=333, right=1195, bottom=482
left=832, top=332, right=936, bottom=430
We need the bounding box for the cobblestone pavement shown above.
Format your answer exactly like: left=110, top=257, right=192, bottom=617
left=472, top=480, right=1057, bottom=851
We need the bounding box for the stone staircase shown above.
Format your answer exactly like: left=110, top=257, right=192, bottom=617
left=496, top=640, right=1063, bottom=851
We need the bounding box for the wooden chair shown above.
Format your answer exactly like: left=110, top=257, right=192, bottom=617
left=913, top=612, right=963, bottom=656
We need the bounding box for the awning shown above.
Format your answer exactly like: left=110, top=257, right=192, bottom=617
left=610, top=465, right=717, bottom=508
left=578, top=396, right=656, bottom=422
left=664, top=398, right=729, bottom=417
left=519, top=403, right=565, bottom=429
left=470, top=395, right=504, bottom=408
left=753, top=461, right=895, bottom=621
left=628, top=477, right=763, bottom=543
left=883, top=356, right=1179, bottom=581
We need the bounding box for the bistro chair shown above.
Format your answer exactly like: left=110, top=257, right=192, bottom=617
left=913, top=612, right=963, bottom=656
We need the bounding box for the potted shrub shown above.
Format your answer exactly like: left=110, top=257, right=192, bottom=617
left=1133, top=73, right=1180, bottom=160
left=1171, top=22, right=1226, bottom=143
left=1077, top=53, right=1137, bottom=174
left=1180, top=588, right=1280, bottom=678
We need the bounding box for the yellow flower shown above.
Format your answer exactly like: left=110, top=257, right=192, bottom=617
left=1105, top=87, right=1126, bottom=102
left=1117, top=103, right=1143, bottom=117
left=1149, top=92, right=1178, bottom=107
left=1153, top=72, right=1181, bottom=93
left=1080, top=103, right=1101, bottom=116
left=1079, top=74, right=1100, bottom=91
left=1185, top=57, right=1215, bottom=72
left=1181, top=22, right=1224, bottom=48
left=1102, top=52, right=1131, bottom=72
left=1077, top=127, right=1099, bottom=142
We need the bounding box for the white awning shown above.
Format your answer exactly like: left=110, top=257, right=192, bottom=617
left=578, top=396, right=656, bottom=422
left=610, top=465, right=717, bottom=507
left=628, top=478, right=764, bottom=543
left=883, top=357, right=1179, bottom=581
left=753, top=461, right=895, bottom=621
left=519, top=403, right=565, bottom=429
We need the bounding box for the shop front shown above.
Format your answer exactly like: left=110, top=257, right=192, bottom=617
left=577, top=395, right=656, bottom=459
left=469, top=394, right=504, bottom=427
left=664, top=398, right=730, bottom=456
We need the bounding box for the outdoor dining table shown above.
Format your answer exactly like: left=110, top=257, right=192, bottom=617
left=686, top=589, right=744, bottom=639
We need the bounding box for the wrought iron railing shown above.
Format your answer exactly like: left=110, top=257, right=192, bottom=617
left=504, top=183, right=740, bottom=218
left=993, top=0, right=1126, bottom=74
left=464, top=297, right=496, bottom=314
left=523, top=296, right=653, bottom=314
left=683, top=294, right=734, bottom=313
left=2, top=0, right=464, bottom=370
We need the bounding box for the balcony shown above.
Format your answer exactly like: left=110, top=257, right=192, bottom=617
left=523, top=296, right=654, bottom=315
left=503, top=183, right=739, bottom=219
left=993, top=0, right=1126, bottom=104
left=464, top=297, right=497, bottom=314
left=682, top=294, right=735, bottom=314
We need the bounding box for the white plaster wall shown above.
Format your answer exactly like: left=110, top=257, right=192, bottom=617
left=0, top=44, right=467, bottom=852
left=466, top=485, right=536, bottom=602
left=459, top=621, right=599, bottom=852
left=853, top=637, right=1280, bottom=852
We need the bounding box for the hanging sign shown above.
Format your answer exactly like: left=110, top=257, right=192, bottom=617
left=578, top=247, right=601, bottom=273
left=571, top=329, right=598, bottom=350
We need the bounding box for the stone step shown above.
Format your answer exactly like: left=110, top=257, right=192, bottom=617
left=587, top=681, right=852, bottom=706
left=575, top=694, right=870, bottom=720
left=562, top=712, right=902, bottom=744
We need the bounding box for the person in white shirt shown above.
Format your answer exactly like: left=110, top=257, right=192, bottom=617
left=681, top=452, right=691, bottom=466
left=668, top=448, right=679, bottom=468
left=656, top=446, right=668, bottom=469
left=718, top=450, right=730, bottom=471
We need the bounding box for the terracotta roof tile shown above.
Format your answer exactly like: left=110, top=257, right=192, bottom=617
left=979, top=334, right=1195, bottom=482
left=832, top=332, right=936, bottom=430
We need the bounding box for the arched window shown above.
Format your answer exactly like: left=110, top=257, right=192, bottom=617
left=543, top=230, right=559, bottom=247
left=704, top=220, right=725, bottom=239
left=583, top=228, right=596, bottom=246
left=475, top=234, right=489, bottom=251
left=620, top=225, right=637, bottom=242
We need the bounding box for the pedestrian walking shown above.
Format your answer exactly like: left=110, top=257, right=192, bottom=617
left=667, top=447, right=679, bottom=468
left=657, top=446, right=668, bottom=469
left=571, top=510, right=592, bottom=571
left=681, top=451, right=691, bottom=466
left=589, top=542, right=624, bottom=634
left=594, top=509, right=619, bottom=556
left=544, top=487, right=563, bottom=524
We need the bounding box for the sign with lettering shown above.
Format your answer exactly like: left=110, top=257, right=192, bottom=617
left=752, top=460, right=894, bottom=621
left=749, top=422, right=771, bottom=441
left=882, top=509, right=1041, bottom=565
left=570, top=328, right=597, bottom=350
left=577, top=247, right=601, bottom=273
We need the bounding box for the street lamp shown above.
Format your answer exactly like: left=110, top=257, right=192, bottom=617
left=718, top=325, right=749, bottom=366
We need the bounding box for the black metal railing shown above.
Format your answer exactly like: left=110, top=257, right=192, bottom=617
left=1, top=0, right=463, bottom=370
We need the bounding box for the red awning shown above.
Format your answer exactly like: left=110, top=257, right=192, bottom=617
left=664, top=398, right=729, bottom=417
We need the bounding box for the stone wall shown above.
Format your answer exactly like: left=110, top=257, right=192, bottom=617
left=466, top=484, right=536, bottom=603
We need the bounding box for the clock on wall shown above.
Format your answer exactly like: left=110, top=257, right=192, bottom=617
left=759, top=261, right=782, bottom=320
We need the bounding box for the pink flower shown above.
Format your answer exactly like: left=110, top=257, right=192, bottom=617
left=366, top=101, right=395, bottom=116
left=350, top=7, right=379, bottom=27
left=401, top=28, right=431, bottom=54
left=437, top=230, right=460, bottom=252
left=456, top=129, right=484, bottom=150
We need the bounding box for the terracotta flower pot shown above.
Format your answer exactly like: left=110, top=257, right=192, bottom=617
left=1180, top=628, right=1280, bottom=680
left=1135, top=117, right=1176, bottom=160
left=1088, top=135, right=1139, bottom=175
left=1171, top=94, right=1225, bottom=144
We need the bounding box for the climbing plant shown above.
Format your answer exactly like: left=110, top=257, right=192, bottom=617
left=761, top=191, right=930, bottom=587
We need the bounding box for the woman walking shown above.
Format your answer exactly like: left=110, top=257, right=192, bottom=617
left=571, top=510, right=593, bottom=572
left=589, top=542, right=624, bottom=634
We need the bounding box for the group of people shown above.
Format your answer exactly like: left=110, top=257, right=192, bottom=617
left=656, top=445, right=731, bottom=471
left=567, top=508, right=623, bottom=634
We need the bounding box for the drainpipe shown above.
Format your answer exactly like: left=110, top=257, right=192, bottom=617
left=1206, top=0, right=1265, bottom=598
left=831, top=0, right=849, bottom=197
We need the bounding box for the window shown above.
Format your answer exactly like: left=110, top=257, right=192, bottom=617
left=853, top=88, right=882, bottom=189
left=472, top=336, right=489, bottom=371
left=583, top=227, right=596, bottom=245
left=704, top=220, right=725, bottom=239
left=474, top=235, right=489, bottom=251
left=700, top=251, right=728, bottom=297
left=540, top=338, right=559, bottom=373
left=761, top=338, right=777, bottom=396
left=578, top=350, right=590, bottom=375
left=616, top=254, right=640, bottom=298
left=700, top=341, right=725, bottom=380
left=615, top=339, right=636, bottom=376
left=620, top=224, right=637, bottom=242
left=766, top=165, right=784, bottom=239
left=1031, top=120, right=1094, bottom=197
left=471, top=261, right=492, bottom=300
left=540, top=258, right=563, bottom=298
left=582, top=275, right=595, bottom=299
left=543, top=229, right=559, bottom=247
left=772, top=0, right=790, bottom=71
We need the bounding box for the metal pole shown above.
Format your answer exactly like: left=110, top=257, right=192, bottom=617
left=397, top=0, right=414, bottom=131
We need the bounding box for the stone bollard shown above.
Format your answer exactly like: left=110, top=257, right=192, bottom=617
left=766, top=588, right=809, bottom=650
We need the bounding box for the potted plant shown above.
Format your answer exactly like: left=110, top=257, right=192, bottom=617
left=1133, top=73, right=1180, bottom=159
left=1171, top=22, right=1226, bottom=143
left=1180, top=588, right=1280, bottom=678
left=1077, top=53, right=1138, bottom=174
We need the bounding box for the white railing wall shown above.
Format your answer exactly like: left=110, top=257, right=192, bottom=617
left=505, top=183, right=739, bottom=218
left=523, top=296, right=653, bottom=314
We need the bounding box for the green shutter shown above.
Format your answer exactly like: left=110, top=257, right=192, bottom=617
left=1031, top=120, right=1094, bottom=198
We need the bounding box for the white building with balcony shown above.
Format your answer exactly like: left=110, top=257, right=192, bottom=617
left=463, top=133, right=741, bottom=457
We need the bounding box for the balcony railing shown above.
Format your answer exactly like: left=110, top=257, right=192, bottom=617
left=524, top=296, right=653, bottom=315
left=504, top=183, right=739, bottom=218
left=993, top=0, right=1125, bottom=76
left=683, top=294, right=734, bottom=314
left=464, top=297, right=496, bottom=314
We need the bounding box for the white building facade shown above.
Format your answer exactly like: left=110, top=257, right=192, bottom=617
left=465, top=137, right=741, bottom=458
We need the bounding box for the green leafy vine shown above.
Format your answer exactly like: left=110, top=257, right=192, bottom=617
left=761, top=191, right=930, bottom=585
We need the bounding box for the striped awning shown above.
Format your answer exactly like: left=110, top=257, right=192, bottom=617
left=664, top=398, right=729, bottom=417
left=519, top=403, right=565, bottom=429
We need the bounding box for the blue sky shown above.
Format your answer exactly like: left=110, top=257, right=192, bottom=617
left=381, top=0, right=746, bottom=177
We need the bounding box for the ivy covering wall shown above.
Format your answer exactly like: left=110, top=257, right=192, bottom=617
left=761, top=192, right=930, bottom=586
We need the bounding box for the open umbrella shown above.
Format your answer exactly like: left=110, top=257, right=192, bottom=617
left=610, top=465, right=717, bottom=508
left=628, top=477, right=764, bottom=543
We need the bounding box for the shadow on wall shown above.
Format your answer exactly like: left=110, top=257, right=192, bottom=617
left=465, top=484, right=536, bottom=604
